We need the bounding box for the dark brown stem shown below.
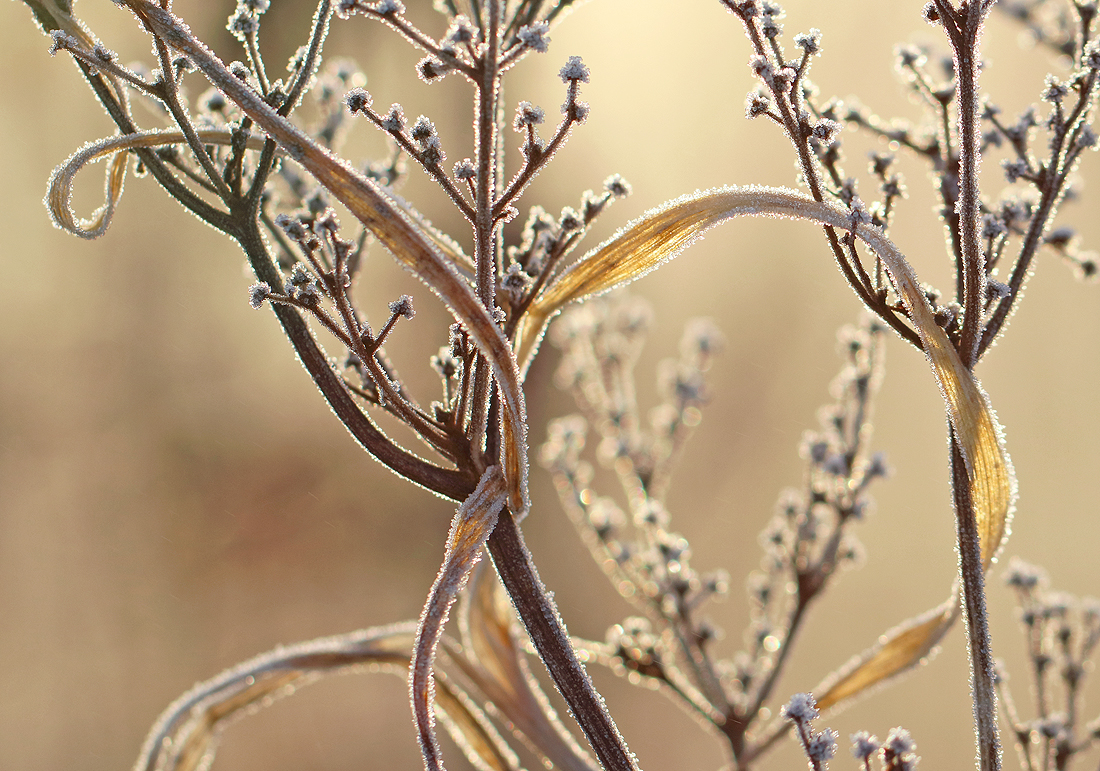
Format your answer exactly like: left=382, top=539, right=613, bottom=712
left=488, top=509, right=640, bottom=771
left=937, top=0, right=988, bottom=367
left=234, top=221, right=475, bottom=501
left=952, top=435, right=1002, bottom=771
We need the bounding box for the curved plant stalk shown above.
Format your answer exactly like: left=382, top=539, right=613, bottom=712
left=131, top=622, right=518, bottom=771
left=118, top=0, right=530, bottom=517
left=412, top=467, right=508, bottom=771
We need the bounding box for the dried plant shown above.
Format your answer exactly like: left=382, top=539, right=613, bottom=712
left=9, top=1, right=1100, bottom=771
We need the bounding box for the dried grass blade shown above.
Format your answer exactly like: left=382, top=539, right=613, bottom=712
left=814, top=594, right=958, bottom=711
left=446, top=564, right=598, bottom=771
left=47, top=128, right=272, bottom=239
left=132, top=622, right=516, bottom=771
left=120, top=0, right=530, bottom=515
left=135, top=624, right=416, bottom=771
left=518, top=186, right=1013, bottom=563
left=431, top=675, right=520, bottom=771
left=412, top=467, right=509, bottom=771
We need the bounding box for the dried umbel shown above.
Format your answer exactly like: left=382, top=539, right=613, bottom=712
left=12, top=1, right=1100, bottom=771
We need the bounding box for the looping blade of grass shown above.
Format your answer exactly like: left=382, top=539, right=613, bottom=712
left=130, top=622, right=517, bottom=771
left=47, top=128, right=271, bottom=239
left=518, top=185, right=1013, bottom=566
left=118, top=0, right=530, bottom=515
left=412, top=466, right=509, bottom=771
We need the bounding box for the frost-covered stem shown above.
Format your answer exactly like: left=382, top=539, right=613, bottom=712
left=728, top=595, right=810, bottom=754
left=495, top=114, right=576, bottom=219
left=359, top=107, right=475, bottom=219
left=996, top=675, right=1038, bottom=771
left=468, top=0, right=503, bottom=456
left=487, top=510, right=640, bottom=771
left=667, top=605, right=730, bottom=718
left=935, top=0, right=989, bottom=368
left=475, top=1, right=501, bottom=308
left=367, top=8, right=477, bottom=79
left=328, top=260, right=451, bottom=449
left=243, top=30, right=270, bottom=94
left=952, top=437, right=1002, bottom=771
left=980, top=64, right=1100, bottom=357
left=76, top=61, right=230, bottom=230
left=148, top=36, right=233, bottom=203
left=234, top=220, right=474, bottom=501
left=734, top=11, right=922, bottom=351
left=280, top=0, right=331, bottom=116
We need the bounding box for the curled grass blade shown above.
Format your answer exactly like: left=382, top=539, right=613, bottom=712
left=119, top=0, right=530, bottom=515
left=131, top=622, right=517, bottom=771
left=412, top=467, right=509, bottom=771
left=47, top=128, right=273, bottom=239
left=517, top=186, right=1013, bottom=565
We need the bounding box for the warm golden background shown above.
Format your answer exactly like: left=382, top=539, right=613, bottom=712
left=2, top=1, right=1099, bottom=770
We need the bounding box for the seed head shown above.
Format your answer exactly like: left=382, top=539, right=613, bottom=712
left=559, top=56, right=590, bottom=83
left=389, top=295, right=415, bottom=319
left=782, top=692, right=819, bottom=724
left=604, top=174, right=631, bottom=198
left=517, top=22, right=550, bottom=53
left=248, top=282, right=272, bottom=309
left=514, top=101, right=546, bottom=129
left=381, top=104, right=406, bottom=133
left=345, top=87, right=372, bottom=113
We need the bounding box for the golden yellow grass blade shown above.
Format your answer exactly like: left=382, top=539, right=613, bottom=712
left=133, top=622, right=516, bottom=771
left=814, top=594, right=958, bottom=711
left=412, top=467, right=509, bottom=771
left=432, top=676, right=520, bottom=771
left=519, top=186, right=1013, bottom=565
left=119, top=0, right=530, bottom=514
left=446, top=565, right=598, bottom=771
left=47, top=129, right=272, bottom=240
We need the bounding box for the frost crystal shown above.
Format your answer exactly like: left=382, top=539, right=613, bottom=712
left=850, top=731, right=880, bottom=760
left=411, top=116, right=436, bottom=141
left=517, top=22, right=550, bottom=53
left=248, top=282, right=272, bottom=309
left=345, top=87, right=371, bottom=113
left=603, top=174, right=631, bottom=198
left=381, top=104, right=406, bottom=133
left=453, top=159, right=476, bottom=181
left=807, top=729, right=838, bottom=762
left=445, top=16, right=476, bottom=45
left=373, top=0, right=404, bottom=15
left=559, top=56, right=590, bottom=83
left=794, top=28, right=822, bottom=56
left=227, top=8, right=259, bottom=40
left=514, top=101, right=546, bottom=129
left=781, top=692, right=819, bottom=723
left=389, top=295, right=415, bottom=319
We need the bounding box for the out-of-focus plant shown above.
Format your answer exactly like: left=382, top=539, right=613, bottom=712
left=11, top=1, right=1100, bottom=770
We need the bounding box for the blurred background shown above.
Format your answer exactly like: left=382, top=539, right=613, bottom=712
left=2, top=1, right=1100, bottom=769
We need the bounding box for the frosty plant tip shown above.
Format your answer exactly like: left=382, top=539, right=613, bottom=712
left=14, top=0, right=1100, bottom=770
